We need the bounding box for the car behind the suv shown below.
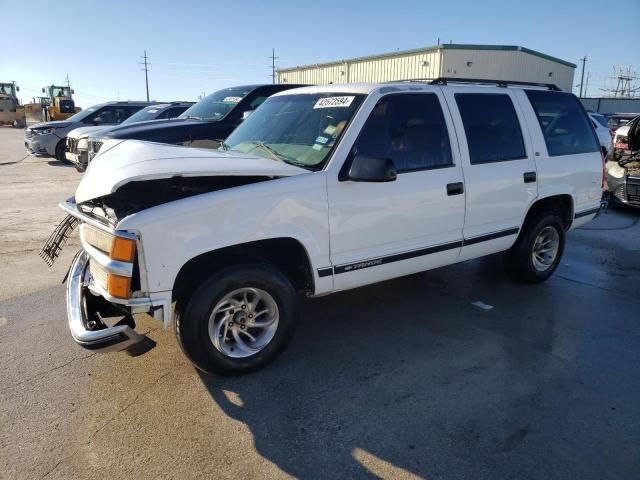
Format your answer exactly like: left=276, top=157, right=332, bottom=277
left=85, top=84, right=305, bottom=165
left=606, top=115, right=640, bottom=207
left=66, top=102, right=194, bottom=170
left=24, top=101, right=154, bottom=162
left=45, top=79, right=604, bottom=375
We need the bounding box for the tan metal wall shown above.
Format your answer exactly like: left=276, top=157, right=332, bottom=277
left=439, top=49, right=574, bottom=91
left=278, top=51, right=441, bottom=85
left=278, top=48, right=575, bottom=91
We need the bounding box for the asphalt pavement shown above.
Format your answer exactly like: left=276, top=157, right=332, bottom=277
left=0, top=127, right=639, bottom=479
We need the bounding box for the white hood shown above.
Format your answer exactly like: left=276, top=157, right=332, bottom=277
left=67, top=125, right=105, bottom=139
left=75, top=139, right=308, bottom=203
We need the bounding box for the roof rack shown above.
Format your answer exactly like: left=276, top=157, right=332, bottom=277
left=429, top=77, right=560, bottom=91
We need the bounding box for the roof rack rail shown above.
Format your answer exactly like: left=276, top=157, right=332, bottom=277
left=429, top=77, right=561, bottom=91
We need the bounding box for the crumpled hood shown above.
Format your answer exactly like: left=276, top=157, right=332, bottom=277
left=75, top=139, right=308, bottom=203
left=29, top=120, right=71, bottom=130
left=67, top=126, right=105, bottom=139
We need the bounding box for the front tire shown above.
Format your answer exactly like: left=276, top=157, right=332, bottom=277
left=505, top=212, right=565, bottom=283
left=55, top=140, right=70, bottom=164
left=175, top=265, right=297, bottom=376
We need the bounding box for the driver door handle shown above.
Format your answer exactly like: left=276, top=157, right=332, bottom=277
left=446, top=182, right=464, bottom=196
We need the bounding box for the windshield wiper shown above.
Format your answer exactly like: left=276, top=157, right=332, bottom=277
left=219, top=141, right=229, bottom=151
left=181, top=115, right=202, bottom=120
left=249, top=141, right=282, bottom=162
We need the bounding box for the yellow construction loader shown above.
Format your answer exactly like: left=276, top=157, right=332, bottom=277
left=0, top=82, right=26, bottom=128
left=40, top=85, right=81, bottom=121
left=23, top=96, right=51, bottom=123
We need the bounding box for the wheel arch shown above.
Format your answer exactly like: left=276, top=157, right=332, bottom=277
left=522, top=193, right=574, bottom=232
left=172, top=237, right=315, bottom=309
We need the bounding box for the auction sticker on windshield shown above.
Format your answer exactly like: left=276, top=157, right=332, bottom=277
left=223, top=96, right=243, bottom=103
left=313, top=96, right=355, bottom=109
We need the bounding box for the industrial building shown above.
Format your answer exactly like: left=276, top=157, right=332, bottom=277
left=277, top=44, right=576, bottom=91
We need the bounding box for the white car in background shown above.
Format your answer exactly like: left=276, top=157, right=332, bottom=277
left=588, top=112, right=611, bottom=152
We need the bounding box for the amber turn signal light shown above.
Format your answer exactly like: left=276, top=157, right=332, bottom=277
left=108, top=274, right=131, bottom=299
left=110, top=237, right=136, bottom=262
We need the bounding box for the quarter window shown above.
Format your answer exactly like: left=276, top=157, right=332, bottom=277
left=525, top=90, right=599, bottom=156
left=455, top=93, right=526, bottom=164
left=353, top=93, right=453, bottom=172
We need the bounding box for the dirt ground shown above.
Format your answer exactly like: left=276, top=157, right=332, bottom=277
left=0, top=127, right=80, bottom=300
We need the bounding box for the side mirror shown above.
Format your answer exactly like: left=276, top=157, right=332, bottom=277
left=347, top=154, right=397, bottom=182
left=71, top=89, right=74, bottom=94
left=242, top=110, right=253, bottom=121
left=16, top=86, right=20, bottom=92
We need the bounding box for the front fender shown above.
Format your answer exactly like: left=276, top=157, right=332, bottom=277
left=117, top=172, right=331, bottom=294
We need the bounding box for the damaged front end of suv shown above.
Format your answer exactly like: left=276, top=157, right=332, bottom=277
left=41, top=139, right=306, bottom=355
left=606, top=116, right=640, bottom=208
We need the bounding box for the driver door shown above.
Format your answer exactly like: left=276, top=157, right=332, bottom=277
left=327, top=91, right=466, bottom=291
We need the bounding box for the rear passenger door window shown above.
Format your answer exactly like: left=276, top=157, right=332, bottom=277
left=525, top=90, right=599, bottom=156
left=455, top=93, right=526, bottom=164
left=352, top=93, right=453, bottom=172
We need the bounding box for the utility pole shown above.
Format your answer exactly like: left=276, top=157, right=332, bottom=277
left=269, top=48, right=278, bottom=84
left=578, top=56, right=587, bottom=98
left=584, top=72, right=590, bottom=98
left=139, top=50, right=150, bottom=102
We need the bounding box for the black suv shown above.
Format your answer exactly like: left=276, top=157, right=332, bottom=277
left=87, top=84, right=305, bottom=162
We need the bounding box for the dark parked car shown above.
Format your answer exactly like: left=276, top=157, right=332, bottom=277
left=67, top=102, right=194, bottom=170
left=25, top=101, right=154, bottom=162
left=86, top=84, right=306, bottom=165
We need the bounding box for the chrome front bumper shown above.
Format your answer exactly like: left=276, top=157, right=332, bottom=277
left=67, top=250, right=147, bottom=352
left=65, top=150, right=88, bottom=169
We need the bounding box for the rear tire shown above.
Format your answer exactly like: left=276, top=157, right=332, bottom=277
left=175, top=264, right=297, bottom=376
left=505, top=211, right=565, bottom=283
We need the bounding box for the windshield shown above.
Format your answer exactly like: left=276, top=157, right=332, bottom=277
left=122, top=104, right=167, bottom=124
left=50, top=86, right=71, bottom=97
left=65, top=106, right=99, bottom=122
left=0, top=84, right=15, bottom=96
left=224, top=93, right=365, bottom=171
left=179, top=87, right=252, bottom=121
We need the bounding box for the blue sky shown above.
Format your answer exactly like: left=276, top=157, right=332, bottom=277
left=1, top=0, right=638, bottom=108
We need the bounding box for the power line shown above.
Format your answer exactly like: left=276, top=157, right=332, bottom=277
left=139, top=50, right=150, bottom=102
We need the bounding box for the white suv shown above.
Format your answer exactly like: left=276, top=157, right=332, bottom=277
left=46, top=79, right=604, bottom=375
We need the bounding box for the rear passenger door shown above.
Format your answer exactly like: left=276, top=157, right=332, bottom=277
left=442, top=88, right=538, bottom=260
left=328, top=91, right=465, bottom=291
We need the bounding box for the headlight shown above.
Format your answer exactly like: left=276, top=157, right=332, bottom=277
left=81, top=224, right=136, bottom=261
left=35, top=127, right=54, bottom=135
left=77, top=137, right=88, bottom=150
left=80, top=224, right=137, bottom=299
left=606, top=162, right=626, bottom=179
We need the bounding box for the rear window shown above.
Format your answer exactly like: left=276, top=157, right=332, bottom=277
left=455, top=93, right=526, bottom=164
left=526, top=91, right=599, bottom=156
